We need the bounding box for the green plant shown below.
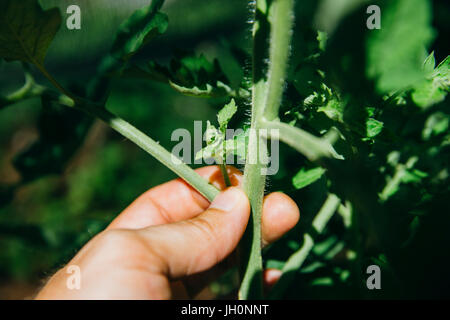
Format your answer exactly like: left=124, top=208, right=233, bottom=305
left=1, top=0, right=449, bottom=299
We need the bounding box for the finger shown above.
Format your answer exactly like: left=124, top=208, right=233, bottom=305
left=139, top=187, right=250, bottom=278
left=261, top=192, right=300, bottom=246
left=264, top=268, right=282, bottom=287
left=107, top=166, right=243, bottom=230
left=263, top=268, right=282, bottom=294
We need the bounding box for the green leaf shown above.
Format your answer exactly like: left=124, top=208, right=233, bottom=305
left=124, top=52, right=233, bottom=98
left=366, top=118, right=384, bottom=138
left=195, top=121, right=222, bottom=161
left=0, top=0, right=61, bottom=65
left=380, top=157, right=424, bottom=201
left=411, top=80, right=448, bottom=108
left=366, top=0, right=435, bottom=94
left=423, top=51, right=436, bottom=76
left=166, top=52, right=233, bottom=97
left=195, top=113, right=245, bottom=163
left=111, top=0, right=168, bottom=60
left=422, top=112, right=449, bottom=140
left=402, top=169, right=428, bottom=184
left=292, top=167, right=326, bottom=190
left=168, top=81, right=232, bottom=98
left=411, top=55, right=449, bottom=108
left=435, top=55, right=450, bottom=79
left=217, top=99, right=237, bottom=132
left=318, top=99, right=343, bottom=122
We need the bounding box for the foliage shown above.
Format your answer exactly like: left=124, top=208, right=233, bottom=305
left=0, top=0, right=449, bottom=299
left=0, top=0, right=61, bottom=66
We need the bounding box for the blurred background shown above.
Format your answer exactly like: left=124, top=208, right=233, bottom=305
left=0, top=0, right=449, bottom=299
left=0, top=0, right=250, bottom=299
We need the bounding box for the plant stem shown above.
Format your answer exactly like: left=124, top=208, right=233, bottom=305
left=239, top=130, right=267, bottom=299
left=219, top=163, right=232, bottom=187
left=268, top=193, right=341, bottom=299
left=263, top=0, right=295, bottom=120
left=1, top=71, right=44, bottom=109
left=34, top=64, right=77, bottom=102
left=239, top=0, right=295, bottom=299
left=80, top=103, right=220, bottom=201
left=262, top=120, right=343, bottom=161
left=30, top=63, right=220, bottom=202
left=238, top=0, right=269, bottom=300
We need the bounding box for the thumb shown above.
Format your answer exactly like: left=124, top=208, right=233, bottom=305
left=139, top=187, right=250, bottom=279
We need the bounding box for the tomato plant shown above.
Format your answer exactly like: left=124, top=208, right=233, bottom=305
left=0, top=0, right=449, bottom=299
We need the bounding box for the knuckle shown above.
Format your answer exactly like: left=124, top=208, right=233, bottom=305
left=97, top=229, right=136, bottom=252
left=187, top=217, right=218, bottom=243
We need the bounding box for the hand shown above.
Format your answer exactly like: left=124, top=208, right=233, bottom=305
left=36, top=166, right=300, bottom=300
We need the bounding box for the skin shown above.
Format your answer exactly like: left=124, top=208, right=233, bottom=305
left=36, top=166, right=300, bottom=300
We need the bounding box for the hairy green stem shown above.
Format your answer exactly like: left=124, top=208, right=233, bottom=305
left=262, top=120, right=342, bottom=161
left=239, top=0, right=295, bottom=299
left=238, top=0, right=269, bottom=300
left=80, top=103, right=220, bottom=201
left=239, top=130, right=267, bottom=299
left=1, top=72, right=75, bottom=110
left=268, top=193, right=341, bottom=299
left=2, top=74, right=220, bottom=201
left=263, top=0, right=295, bottom=120
left=22, top=63, right=221, bottom=202
left=1, top=71, right=43, bottom=109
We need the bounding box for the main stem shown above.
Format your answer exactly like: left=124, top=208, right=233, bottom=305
left=239, top=0, right=294, bottom=299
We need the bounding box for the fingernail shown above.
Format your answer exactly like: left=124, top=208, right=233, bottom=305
left=210, top=187, right=242, bottom=212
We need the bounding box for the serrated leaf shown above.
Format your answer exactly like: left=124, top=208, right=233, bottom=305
left=423, top=51, right=436, bottom=76
left=318, top=99, right=343, bottom=122
left=435, top=55, right=450, bottom=78
left=411, top=81, right=447, bottom=108
left=205, top=121, right=220, bottom=144
left=168, top=80, right=232, bottom=98
left=292, top=167, right=326, bottom=190
left=411, top=55, right=449, bottom=108
left=195, top=121, right=222, bottom=161
left=217, top=99, right=237, bottom=132
left=0, top=0, right=61, bottom=65
left=366, top=0, right=435, bottom=94
left=124, top=52, right=233, bottom=98
left=111, top=0, right=168, bottom=60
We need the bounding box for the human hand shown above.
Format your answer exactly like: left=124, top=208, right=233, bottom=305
left=36, top=166, right=300, bottom=299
